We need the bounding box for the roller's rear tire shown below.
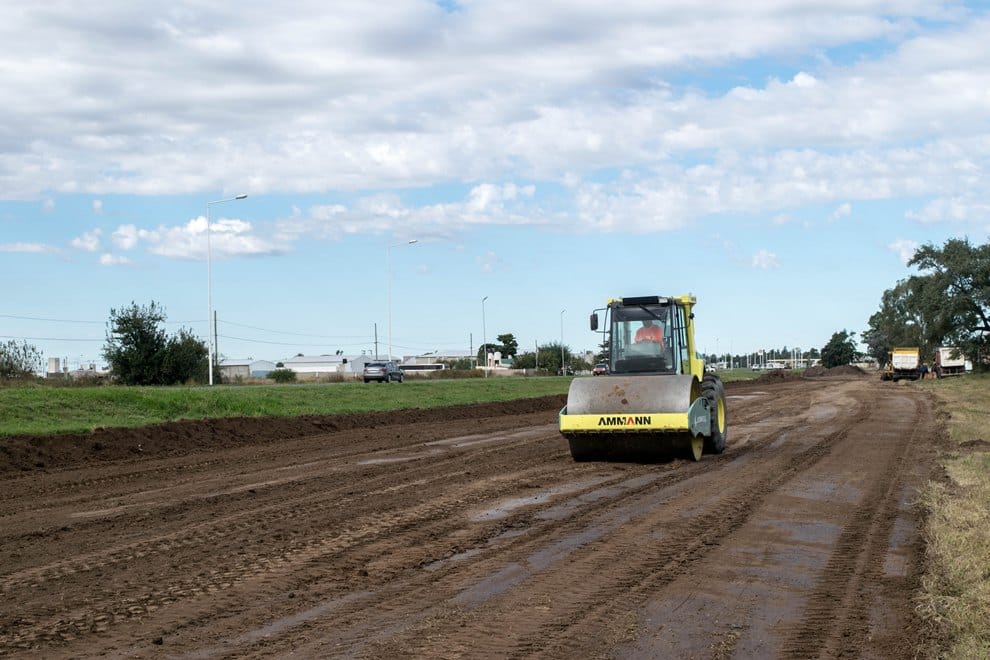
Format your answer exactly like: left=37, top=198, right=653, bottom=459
left=702, top=375, right=727, bottom=454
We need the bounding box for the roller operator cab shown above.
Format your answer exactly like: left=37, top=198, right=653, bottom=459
left=558, top=295, right=727, bottom=462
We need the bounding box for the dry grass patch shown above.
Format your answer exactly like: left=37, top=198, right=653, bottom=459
left=916, top=373, right=990, bottom=658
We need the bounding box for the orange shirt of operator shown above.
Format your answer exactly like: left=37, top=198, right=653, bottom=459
left=634, top=320, right=665, bottom=347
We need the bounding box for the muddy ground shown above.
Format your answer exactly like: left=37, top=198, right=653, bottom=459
left=0, top=374, right=942, bottom=658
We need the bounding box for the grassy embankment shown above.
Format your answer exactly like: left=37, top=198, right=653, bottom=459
left=0, top=377, right=573, bottom=438
left=0, top=369, right=761, bottom=438
left=916, top=373, right=990, bottom=658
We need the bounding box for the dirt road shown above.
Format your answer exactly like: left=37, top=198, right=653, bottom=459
left=0, top=374, right=940, bottom=658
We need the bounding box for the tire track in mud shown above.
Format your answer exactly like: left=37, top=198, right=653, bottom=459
left=366, top=406, right=866, bottom=659
left=0, top=423, right=557, bottom=587
left=0, top=416, right=555, bottom=524
left=0, top=384, right=811, bottom=656
left=229, top=386, right=859, bottom=658
left=0, top=425, right=598, bottom=652
left=159, top=384, right=829, bottom=658
left=780, top=390, right=927, bottom=659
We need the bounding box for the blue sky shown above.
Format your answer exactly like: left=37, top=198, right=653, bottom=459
left=2, top=1, right=989, bottom=369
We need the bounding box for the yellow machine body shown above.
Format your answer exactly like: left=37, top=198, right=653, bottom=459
left=559, top=295, right=726, bottom=461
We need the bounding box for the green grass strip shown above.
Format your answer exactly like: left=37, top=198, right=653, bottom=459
left=0, top=377, right=572, bottom=437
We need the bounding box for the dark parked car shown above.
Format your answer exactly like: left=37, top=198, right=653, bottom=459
left=592, top=362, right=609, bottom=375
left=363, top=361, right=404, bottom=383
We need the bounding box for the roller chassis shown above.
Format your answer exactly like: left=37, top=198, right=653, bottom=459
left=558, top=295, right=728, bottom=462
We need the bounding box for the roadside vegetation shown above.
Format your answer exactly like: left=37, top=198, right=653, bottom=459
left=0, top=339, right=42, bottom=380
left=916, top=373, right=990, bottom=658
left=864, top=238, right=988, bottom=368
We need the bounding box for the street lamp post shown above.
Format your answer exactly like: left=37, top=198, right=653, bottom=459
left=482, top=296, right=488, bottom=378
left=206, top=194, right=247, bottom=386
left=387, top=239, right=418, bottom=361
left=560, top=309, right=566, bottom=375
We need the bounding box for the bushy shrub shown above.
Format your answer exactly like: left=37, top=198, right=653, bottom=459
left=268, top=368, right=297, bottom=383
left=0, top=340, right=42, bottom=380
left=103, top=301, right=208, bottom=385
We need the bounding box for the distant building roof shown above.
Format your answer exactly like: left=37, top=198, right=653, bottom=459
left=220, top=358, right=276, bottom=368
left=282, top=355, right=344, bottom=365
left=403, top=350, right=473, bottom=362
left=278, top=354, right=375, bottom=372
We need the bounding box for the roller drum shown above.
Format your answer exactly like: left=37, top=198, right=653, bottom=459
left=565, top=374, right=697, bottom=415
left=562, top=375, right=703, bottom=462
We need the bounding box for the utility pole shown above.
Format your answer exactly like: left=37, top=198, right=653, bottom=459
left=374, top=323, right=379, bottom=359
left=482, top=297, right=488, bottom=378
left=213, top=310, right=219, bottom=379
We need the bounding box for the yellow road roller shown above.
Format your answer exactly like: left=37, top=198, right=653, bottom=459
left=559, top=295, right=727, bottom=461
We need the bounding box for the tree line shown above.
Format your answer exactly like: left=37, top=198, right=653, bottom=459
left=862, top=238, right=988, bottom=368
left=438, top=333, right=591, bottom=374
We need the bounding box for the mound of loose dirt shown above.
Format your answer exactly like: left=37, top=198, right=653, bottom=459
left=803, top=364, right=868, bottom=378
left=755, top=369, right=804, bottom=383
left=0, top=394, right=567, bottom=475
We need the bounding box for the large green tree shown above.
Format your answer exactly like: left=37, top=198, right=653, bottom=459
left=864, top=238, right=989, bottom=368
left=496, top=333, right=518, bottom=358
left=862, top=280, right=928, bottom=365
left=909, top=238, right=990, bottom=364
left=477, top=333, right=519, bottom=365
left=821, top=330, right=857, bottom=368
left=161, top=328, right=209, bottom=384
left=103, top=301, right=208, bottom=385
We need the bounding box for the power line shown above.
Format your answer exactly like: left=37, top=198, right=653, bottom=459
left=0, top=313, right=199, bottom=325
left=0, top=334, right=102, bottom=342
left=0, top=313, right=104, bottom=324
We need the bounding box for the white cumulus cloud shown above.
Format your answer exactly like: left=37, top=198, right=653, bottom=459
left=752, top=249, right=779, bottom=270
left=0, top=242, right=58, bottom=253
left=99, top=253, right=132, bottom=266
left=829, top=203, right=852, bottom=222
left=112, top=224, right=142, bottom=250
left=70, top=229, right=102, bottom=252
left=146, top=216, right=286, bottom=260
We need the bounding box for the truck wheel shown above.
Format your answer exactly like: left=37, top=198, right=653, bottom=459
left=701, top=375, right=727, bottom=454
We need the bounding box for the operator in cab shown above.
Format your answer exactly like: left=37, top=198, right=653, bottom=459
left=634, top=319, right=665, bottom=347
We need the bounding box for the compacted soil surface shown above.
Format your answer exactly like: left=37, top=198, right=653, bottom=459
left=0, top=375, right=941, bottom=658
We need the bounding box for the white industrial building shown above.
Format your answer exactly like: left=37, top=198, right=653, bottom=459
left=278, top=354, right=375, bottom=378
left=218, top=359, right=278, bottom=380
left=401, top=350, right=473, bottom=365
